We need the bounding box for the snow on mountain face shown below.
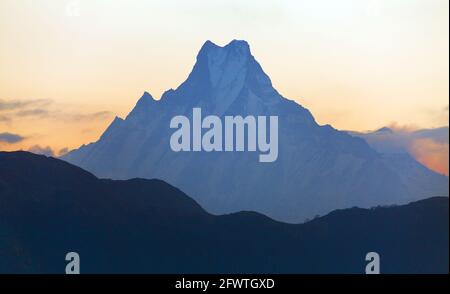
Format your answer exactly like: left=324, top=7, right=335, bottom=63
left=207, top=40, right=248, bottom=88
left=62, top=40, right=449, bottom=223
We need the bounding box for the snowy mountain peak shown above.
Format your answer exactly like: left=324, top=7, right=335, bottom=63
left=198, top=40, right=251, bottom=59
left=228, top=39, right=250, bottom=48
left=194, top=40, right=253, bottom=89
left=160, top=40, right=280, bottom=114
left=141, top=91, right=154, bottom=100
left=125, top=91, right=155, bottom=120
left=135, top=91, right=155, bottom=108
left=62, top=40, right=449, bottom=223
left=224, top=39, right=251, bottom=56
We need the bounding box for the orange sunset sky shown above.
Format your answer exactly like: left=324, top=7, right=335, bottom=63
left=0, top=0, right=448, bottom=174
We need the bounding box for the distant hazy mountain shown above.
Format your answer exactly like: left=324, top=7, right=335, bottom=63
left=348, top=126, right=449, bottom=155
left=62, top=40, right=448, bottom=223
left=0, top=152, right=448, bottom=273
left=348, top=126, right=449, bottom=176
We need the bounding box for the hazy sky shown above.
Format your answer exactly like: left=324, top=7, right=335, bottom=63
left=0, top=0, right=448, bottom=154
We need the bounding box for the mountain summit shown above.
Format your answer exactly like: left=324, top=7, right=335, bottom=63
left=195, top=40, right=255, bottom=89
left=160, top=39, right=295, bottom=116
left=63, top=40, right=448, bottom=223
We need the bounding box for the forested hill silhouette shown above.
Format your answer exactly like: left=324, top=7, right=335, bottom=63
left=0, top=151, right=448, bottom=273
